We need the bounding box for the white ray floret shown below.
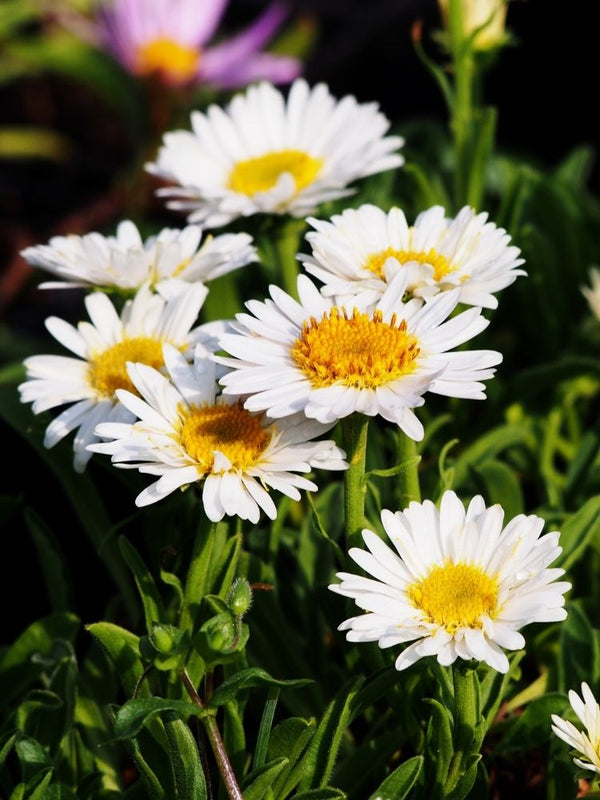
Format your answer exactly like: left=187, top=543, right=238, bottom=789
left=330, top=490, right=570, bottom=673
left=89, top=344, right=347, bottom=522
left=552, top=683, right=600, bottom=775
left=216, top=272, right=502, bottom=441
left=19, top=284, right=219, bottom=472
left=146, top=79, right=404, bottom=227
left=300, top=204, right=526, bottom=309
left=21, top=220, right=256, bottom=296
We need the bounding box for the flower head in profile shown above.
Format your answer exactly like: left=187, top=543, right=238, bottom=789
left=147, top=79, right=404, bottom=227
left=551, top=683, right=600, bottom=776
left=216, top=273, right=501, bottom=441
left=437, top=0, right=509, bottom=51
left=21, top=220, right=257, bottom=298
left=97, top=0, right=300, bottom=88
left=19, top=284, right=218, bottom=472
left=90, top=344, right=347, bottom=522
left=581, top=267, right=600, bottom=321
left=301, top=204, right=525, bottom=309
left=330, top=490, right=570, bottom=673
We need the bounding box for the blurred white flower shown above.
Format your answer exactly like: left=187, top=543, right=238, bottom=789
left=552, top=683, right=600, bottom=775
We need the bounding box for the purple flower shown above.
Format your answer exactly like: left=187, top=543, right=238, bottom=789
left=98, top=0, right=301, bottom=88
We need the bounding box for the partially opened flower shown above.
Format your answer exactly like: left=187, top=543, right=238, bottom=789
left=90, top=344, right=347, bottom=521
left=19, top=284, right=218, bottom=471
left=551, top=683, right=600, bottom=775
left=300, top=204, right=525, bottom=309
left=216, top=272, right=501, bottom=441
left=21, top=220, right=257, bottom=297
left=97, top=0, right=300, bottom=88
left=147, top=79, right=404, bottom=227
left=330, top=490, right=570, bottom=673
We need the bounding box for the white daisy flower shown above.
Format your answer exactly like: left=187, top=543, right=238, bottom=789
left=89, top=343, right=347, bottom=522
left=21, top=220, right=257, bottom=297
left=330, top=490, right=570, bottom=673
left=146, top=79, right=404, bottom=228
left=552, top=683, right=600, bottom=775
left=19, top=284, right=219, bottom=472
left=216, top=272, right=502, bottom=441
left=300, top=204, right=526, bottom=309
left=581, top=267, right=600, bottom=321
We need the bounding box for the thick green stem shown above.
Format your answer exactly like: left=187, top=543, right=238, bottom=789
left=341, top=413, right=369, bottom=550
left=180, top=519, right=217, bottom=635
left=444, top=661, right=479, bottom=794
left=273, top=216, right=307, bottom=299
left=181, top=670, right=244, bottom=800
left=396, top=429, right=421, bottom=509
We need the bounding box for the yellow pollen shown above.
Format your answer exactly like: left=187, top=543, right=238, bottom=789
left=89, top=337, right=165, bottom=398
left=408, top=562, right=499, bottom=633
left=363, top=247, right=455, bottom=282
left=227, top=150, right=324, bottom=196
left=291, top=308, right=420, bottom=389
left=135, top=38, right=200, bottom=84
left=178, top=402, right=271, bottom=473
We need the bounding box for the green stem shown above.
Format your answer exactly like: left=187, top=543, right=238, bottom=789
left=396, top=429, right=421, bottom=508
left=341, top=413, right=370, bottom=550
left=181, top=670, right=244, bottom=800
left=448, top=0, right=476, bottom=210
left=273, top=216, right=307, bottom=299
left=180, top=519, right=217, bottom=635
left=444, top=661, right=479, bottom=794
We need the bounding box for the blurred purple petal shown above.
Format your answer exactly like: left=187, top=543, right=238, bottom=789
left=202, top=52, right=302, bottom=89
left=202, top=2, right=290, bottom=67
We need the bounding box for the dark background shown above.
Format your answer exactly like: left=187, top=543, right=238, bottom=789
left=1, top=0, right=598, bottom=642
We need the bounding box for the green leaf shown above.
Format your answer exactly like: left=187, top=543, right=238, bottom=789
left=85, top=622, right=144, bottom=697
left=112, top=698, right=203, bottom=741
left=555, top=494, right=600, bottom=571
left=293, top=790, right=346, bottom=800
left=119, top=536, right=165, bottom=631
left=424, top=698, right=453, bottom=791
left=559, top=602, right=600, bottom=692
left=14, top=734, right=51, bottom=782
left=208, top=668, right=312, bottom=709
left=0, top=386, right=137, bottom=617
left=242, top=758, right=289, bottom=800
left=269, top=718, right=317, bottom=800
left=223, top=700, right=247, bottom=781
left=0, top=613, right=79, bottom=712
left=163, top=712, right=208, bottom=800
left=253, top=689, right=279, bottom=770
left=452, top=423, right=536, bottom=487
left=368, top=755, right=424, bottom=800
left=494, top=693, right=569, bottom=755
left=24, top=508, right=70, bottom=612
left=298, top=677, right=363, bottom=791
left=469, top=459, right=524, bottom=519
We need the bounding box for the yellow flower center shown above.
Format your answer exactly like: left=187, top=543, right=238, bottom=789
left=228, top=150, right=324, bottom=196
left=291, top=308, right=420, bottom=389
left=178, top=402, right=271, bottom=473
left=89, top=337, right=165, bottom=398
left=135, top=38, right=200, bottom=84
left=408, top=562, right=499, bottom=633
left=363, top=247, right=454, bottom=282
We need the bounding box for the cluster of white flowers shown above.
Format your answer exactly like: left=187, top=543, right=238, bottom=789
left=19, top=77, right=573, bottom=686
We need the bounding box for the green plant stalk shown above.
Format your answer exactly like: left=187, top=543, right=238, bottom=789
left=272, top=216, right=307, bottom=299
left=181, top=670, right=244, bottom=800
left=444, top=661, right=479, bottom=794
left=448, top=0, right=475, bottom=211
left=180, top=519, right=217, bottom=635
left=396, top=430, right=421, bottom=508
left=341, top=413, right=370, bottom=550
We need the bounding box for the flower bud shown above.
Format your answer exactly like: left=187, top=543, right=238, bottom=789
left=438, top=0, right=508, bottom=51
left=228, top=578, right=253, bottom=617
